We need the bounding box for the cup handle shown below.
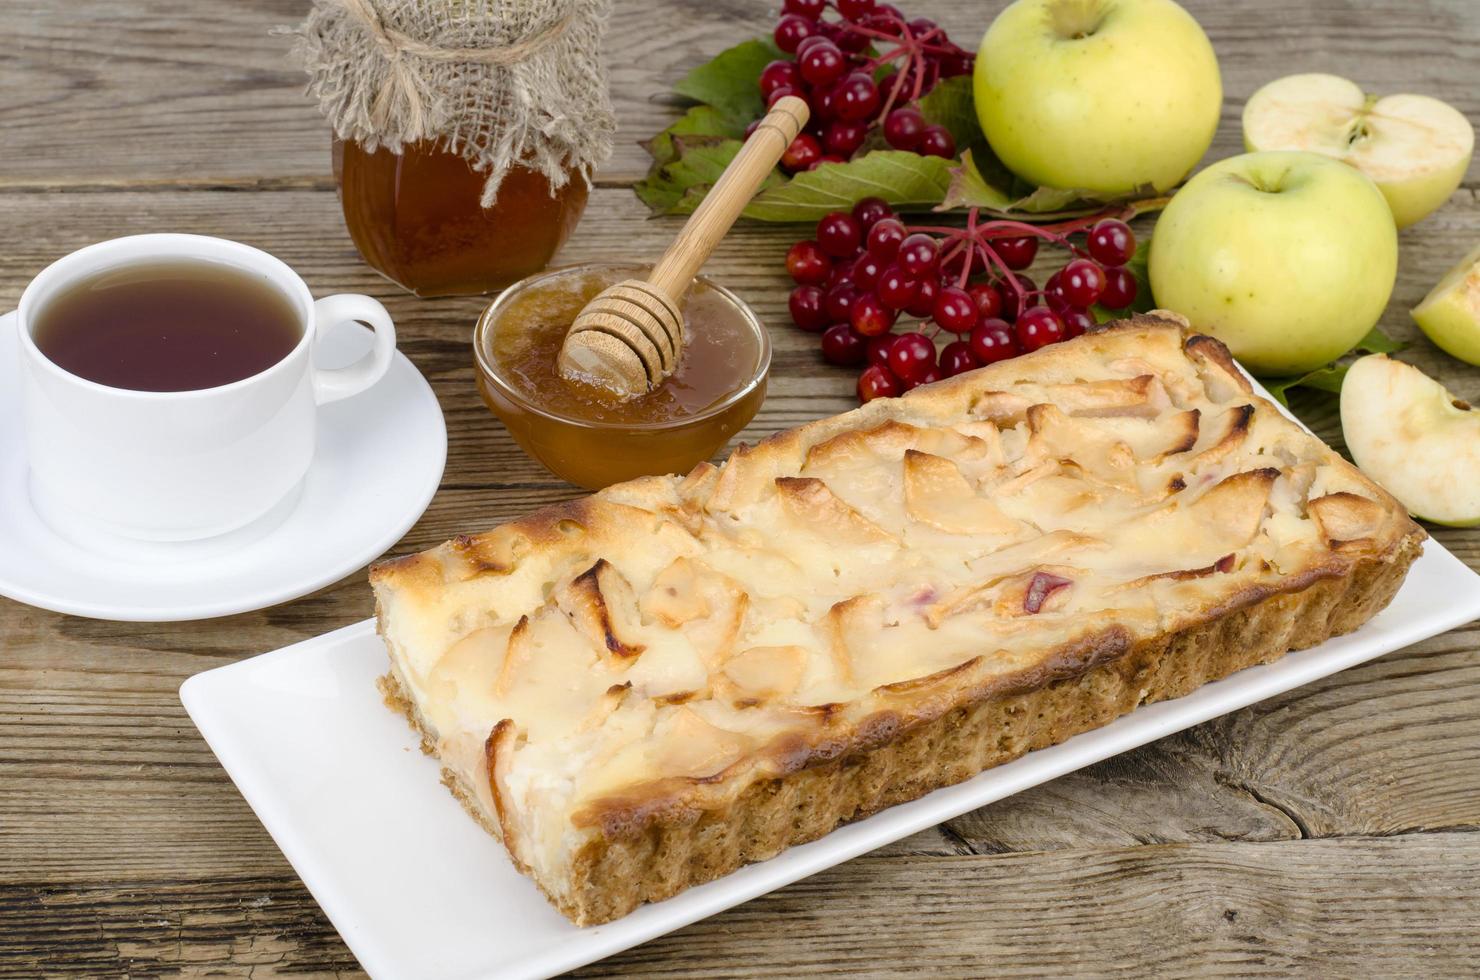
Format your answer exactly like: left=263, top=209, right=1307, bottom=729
left=311, top=294, right=397, bottom=405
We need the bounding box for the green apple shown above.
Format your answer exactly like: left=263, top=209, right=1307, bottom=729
left=1411, top=244, right=1480, bottom=365
left=1342, top=354, right=1480, bottom=525
left=973, top=0, right=1221, bottom=196
left=1243, top=73, right=1474, bottom=229
left=1148, top=151, right=1398, bottom=376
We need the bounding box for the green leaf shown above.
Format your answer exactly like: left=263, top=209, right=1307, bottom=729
left=635, top=37, right=783, bottom=216
left=1122, top=239, right=1154, bottom=314
left=1355, top=325, right=1406, bottom=354
left=644, top=105, right=748, bottom=166
left=633, top=139, right=744, bottom=215
left=917, top=77, right=986, bottom=155
left=671, top=38, right=779, bottom=122
left=938, top=148, right=1013, bottom=211
left=1261, top=363, right=1349, bottom=407
left=1299, top=365, right=1350, bottom=394
left=1003, top=183, right=1089, bottom=215
left=917, top=81, right=1039, bottom=208
left=741, top=150, right=955, bottom=222
left=940, top=150, right=1170, bottom=220
left=941, top=150, right=1102, bottom=216
left=1255, top=326, right=1403, bottom=405
left=675, top=165, right=787, bottom=213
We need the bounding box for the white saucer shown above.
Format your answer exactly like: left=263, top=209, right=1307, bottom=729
left=0, top=322, right=446, bottom=621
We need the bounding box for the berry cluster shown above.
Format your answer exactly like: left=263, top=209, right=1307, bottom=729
left=760, top=0, right=974, bottom=172
left=784, top=198, right=1140, bottom=402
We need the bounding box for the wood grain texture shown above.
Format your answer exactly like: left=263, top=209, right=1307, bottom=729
left=578, top=835, right=1480, bottom=978
left=0, top=0, right=786, bottom=186
left=3, top=0, right=1480, bottom=976
left=3, top=0, right=1477, bottom=188
left=7, top=836, right=1480, bottom=978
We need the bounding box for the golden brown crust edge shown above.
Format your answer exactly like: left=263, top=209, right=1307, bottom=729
left=554, top=530, right=1421, bottom=925
left=370, top=315, right=1426, bottom=925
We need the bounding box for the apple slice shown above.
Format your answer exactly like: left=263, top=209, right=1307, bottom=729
left=1341, top=354, right=1480, bottom=525
left=1412, top=244, right=1480, bottom=365
left=1243, top=73, right=1473, bottom=228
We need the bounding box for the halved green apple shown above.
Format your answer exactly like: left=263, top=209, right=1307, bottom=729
left=1412, top=244, right=1480, bottom=365
left=1341, top=354, right=1480, bottom=525
left=1243, top=73, right=1473, bottom=228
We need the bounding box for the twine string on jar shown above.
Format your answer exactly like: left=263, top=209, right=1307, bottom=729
left=335, top=0, right=574, bottom=136
left=290, top=0, right=614, bottom=201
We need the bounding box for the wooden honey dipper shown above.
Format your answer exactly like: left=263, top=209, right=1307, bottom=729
left=557, top=96, right=809, bottom=397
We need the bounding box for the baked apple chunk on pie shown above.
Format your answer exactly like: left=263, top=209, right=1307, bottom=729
left=371, top=314, right=1422, bottom=925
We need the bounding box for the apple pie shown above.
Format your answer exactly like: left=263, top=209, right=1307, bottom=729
left=371, top=313, right=1422, bottom=925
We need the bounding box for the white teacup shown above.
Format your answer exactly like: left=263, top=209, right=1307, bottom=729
left=7, top=234, right=396, bottom=542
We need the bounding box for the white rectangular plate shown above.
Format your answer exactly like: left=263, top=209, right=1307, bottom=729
left=184, top=539, right=1480, bottom=980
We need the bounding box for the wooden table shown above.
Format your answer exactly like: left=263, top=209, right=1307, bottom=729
left=3, top=0, right=1479, bottom=975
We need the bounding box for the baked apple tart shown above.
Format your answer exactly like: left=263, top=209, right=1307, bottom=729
left=372, top=313, right=1422, bottom=925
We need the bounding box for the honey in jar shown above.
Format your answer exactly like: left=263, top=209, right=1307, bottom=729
left=474, top=264, right=771, bottom=489
left=333, top=138, right=589, bottom=297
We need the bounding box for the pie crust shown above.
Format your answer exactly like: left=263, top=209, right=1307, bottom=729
left=371, top=314, right=1423, bottom=925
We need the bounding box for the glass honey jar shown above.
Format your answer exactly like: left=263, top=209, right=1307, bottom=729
left=332, top=138, right=590, bottom=297
left=474, top=264, right=771, bottom=489
left=292, top=0, right=615, bottom=297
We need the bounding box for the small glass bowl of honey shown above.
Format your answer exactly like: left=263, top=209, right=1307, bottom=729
left=474, top=264, right=771, bottom=489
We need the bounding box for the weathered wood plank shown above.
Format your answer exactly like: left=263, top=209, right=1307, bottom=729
left=0, top=875, right=361, bottom=978
left=581, top=834, right=1480, bottom=977
left=4, top=834, right=1479, bottom=978
left=0, top=0, right=782, bottom=187
left=2, top=0, right=1477, bottom=188
left=4, top=0, right=1480, bottom=973
left=930, top=634, right=1480, bottom=856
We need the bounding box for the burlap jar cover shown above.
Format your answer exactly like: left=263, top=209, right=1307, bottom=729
left=288, top=0, right=616, bottom=205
